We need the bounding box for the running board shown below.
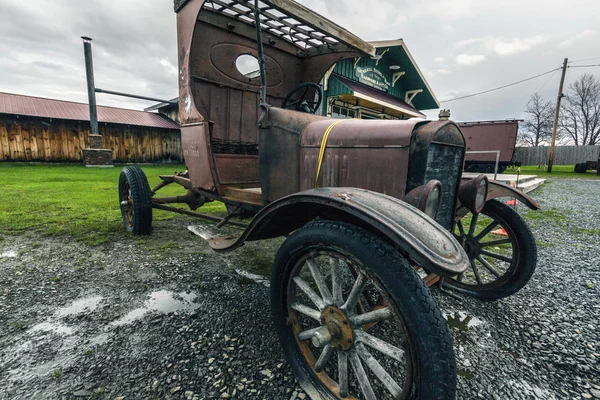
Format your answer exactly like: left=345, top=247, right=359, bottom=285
left=187, top=225, right=241, bottom=251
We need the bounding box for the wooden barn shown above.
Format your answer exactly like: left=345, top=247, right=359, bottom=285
left=0, top=92, right=181, bottom=163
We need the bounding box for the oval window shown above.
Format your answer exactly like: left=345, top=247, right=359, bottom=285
left=235, top=54, right=260, bottom=78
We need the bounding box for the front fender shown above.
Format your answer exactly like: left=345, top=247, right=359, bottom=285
left=460, top=177, right=541, bottom=210
left=208, top=187, right=469, bottom=277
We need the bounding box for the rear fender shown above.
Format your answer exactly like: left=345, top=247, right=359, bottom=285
left=209, top=187, right=469, bottom=277
left=460, top=177, right=541, bottom=211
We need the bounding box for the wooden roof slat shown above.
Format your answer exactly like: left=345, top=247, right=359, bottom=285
left=210, top=0, right=337, bottom=46
left=201, top=0, right=373, bottom=55
left=263, top=0, right=374, bottom=56
left=206, top=0, right=332, bottom=49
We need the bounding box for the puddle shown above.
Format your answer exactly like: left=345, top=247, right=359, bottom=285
left=445, top=311, right=484, bottom=330
left=30, top=321, right=75, bottom=335
left=27, top=295, right=104, bottom=337
left=55, top=295, right=103, bottom=317
left=88, top=332, right=110, bottom=346
left=110, top=290, right=199, bottom=326
left=1, top=250, right=18, bottom=258
left=507, top=379, right=556, bottom=399
left=235, top=269, right=270, bottom=288
left=457, top=368, right=475, bottom=379
left=188, top=224, right=227, bottom=240
left=445, top=311, right=485, bottom=346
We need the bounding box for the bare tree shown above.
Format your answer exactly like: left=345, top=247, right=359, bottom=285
left=518, top=93, right=554, bottom=146
left=559, top=73, right=600, bottom=146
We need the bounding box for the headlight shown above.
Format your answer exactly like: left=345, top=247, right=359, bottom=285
left=403, top=180, right=442, bottom=219
left=458, top=175, right=488, bottom=214
left=425, top=184, right=441, bottom=218
left=475, top=178, right=487, bottom=212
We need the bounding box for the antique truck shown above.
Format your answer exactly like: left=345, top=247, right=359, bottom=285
left=117, top=1, right=541, bottom=398
left=574, top=153, right=600, bottom=175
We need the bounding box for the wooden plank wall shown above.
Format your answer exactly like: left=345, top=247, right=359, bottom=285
left=514, top=146, right=600, bottom=166
left=0, top=116, right=182, bottom=163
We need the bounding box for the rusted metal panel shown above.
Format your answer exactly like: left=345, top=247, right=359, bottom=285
left=214, top=154, right=260, bottom=186
left=259, top=107, right=328, bottom=203
left=300, top=148, right=410, bottom=199
left=299, top=119, right=418, bottom=199
left=458, top=121, right=518, bottom=163
left=301, top=119, right=416, bottom=147
left=227, top=90, right=243, bottom=143
left=181, top=122, right=215, bottom=190
left=190, top=14, right=304, bottom=100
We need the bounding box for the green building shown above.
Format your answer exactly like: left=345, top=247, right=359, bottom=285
left=321, top=40, right=439, bottom=120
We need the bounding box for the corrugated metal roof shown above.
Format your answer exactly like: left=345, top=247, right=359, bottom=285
left=0, top=92, right=179, bottom=130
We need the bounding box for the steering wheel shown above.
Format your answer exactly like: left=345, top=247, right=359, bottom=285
left=282, top=82, right=323, bottom=114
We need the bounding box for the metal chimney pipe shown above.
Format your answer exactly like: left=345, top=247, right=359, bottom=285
left=82, top=36, right=99, bottom=136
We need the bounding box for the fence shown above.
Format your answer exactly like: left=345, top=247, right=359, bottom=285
left=513, top=145, right=600, bottom=166
left=0, top=117, right=182, bottom=163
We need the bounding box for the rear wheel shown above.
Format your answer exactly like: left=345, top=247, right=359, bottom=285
left=446, top=199, right=536, bottom=300
left=271, top=220, right=456, bottom=400
left=574, top=163, right=587, bottom=173
left=118, top=167, right=153, bottom=235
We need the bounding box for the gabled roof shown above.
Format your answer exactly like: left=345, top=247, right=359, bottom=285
left=0, top=92, right=179, bottom=130
left=369, top=39, right=439, bottom=110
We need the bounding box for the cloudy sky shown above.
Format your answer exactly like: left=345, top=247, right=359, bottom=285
left=1, top=0, right=599, bottom=121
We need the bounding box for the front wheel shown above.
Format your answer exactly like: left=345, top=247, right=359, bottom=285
left=271, top=220, right=456, bottom=400
left=118, top=166, right=153, bottom=235
left=446, top=199, right=537, bottom=300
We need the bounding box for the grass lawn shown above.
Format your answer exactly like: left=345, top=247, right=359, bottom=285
left=505, top=164, right=600, bottom=179
left=0, top=163, right=226, bottom=245
left=0, top=162, right=595, bottom=246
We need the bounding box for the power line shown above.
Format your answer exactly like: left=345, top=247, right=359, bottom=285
left=568, top=56, right=600, bottom=64
left=568, top=64, right=600, bottom=68
left=520, top=69, right=558, bottom=114
left=439, top=68, right=562, bottom=103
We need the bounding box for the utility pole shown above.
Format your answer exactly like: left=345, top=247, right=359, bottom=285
left=547, top=58, right=568, bottom=173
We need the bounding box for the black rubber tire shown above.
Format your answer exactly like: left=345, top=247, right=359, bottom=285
left=464, top=163, right=477, bottom=173
left=118, top=166, right=153, bottom=235
left=446, top=199, right=537, bottom=300
left=271, top=220, right=456, bottom=400
left=574, top=163, right=587, bottom=173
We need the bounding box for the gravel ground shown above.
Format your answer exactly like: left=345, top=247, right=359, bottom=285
left=0, top=178, right=598, bottom=400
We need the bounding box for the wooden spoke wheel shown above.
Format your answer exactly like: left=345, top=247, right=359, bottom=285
left=446, top=199, right=537, bottom=300
left=271, top=221, right=456, bottom=400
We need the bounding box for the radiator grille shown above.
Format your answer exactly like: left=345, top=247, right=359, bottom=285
left=425, top=143, right=464, bottom=229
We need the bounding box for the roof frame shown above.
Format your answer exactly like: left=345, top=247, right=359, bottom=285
left=202, top=0, right=375, bottom=56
